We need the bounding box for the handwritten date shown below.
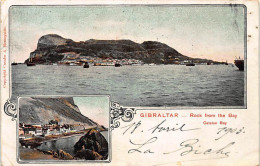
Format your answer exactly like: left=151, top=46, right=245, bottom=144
left=149, top=119, right=200, bottom=134
left=215, top=127, right=245, bottom=140
left=121, top=119, right=200, bottom=135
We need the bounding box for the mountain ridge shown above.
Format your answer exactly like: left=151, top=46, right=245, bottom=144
left=19, top=97, right=100, bottom=128
left=25, top=34, right=221, bottom=64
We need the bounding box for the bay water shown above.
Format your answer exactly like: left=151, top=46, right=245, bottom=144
left=12, top=64, right=244, bottom=107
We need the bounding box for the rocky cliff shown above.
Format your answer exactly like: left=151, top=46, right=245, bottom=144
left=19, top=97, right=98, bottom=126
left=25, top=34, right=219, bottom=64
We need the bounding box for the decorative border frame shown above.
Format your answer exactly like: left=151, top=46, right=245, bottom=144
left=110, top=101, right=136, bottom=130
left=4, top=99, right=17, bottom=121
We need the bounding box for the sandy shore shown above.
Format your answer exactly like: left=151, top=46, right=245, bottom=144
left=19, top=147, right=58, bottom=160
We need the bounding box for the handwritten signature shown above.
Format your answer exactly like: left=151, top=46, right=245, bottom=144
left=128, top=137, right=235, bottom=159
left=128, top=137, right=157, bottom=154
left=164, top=139, right=235, bottom=158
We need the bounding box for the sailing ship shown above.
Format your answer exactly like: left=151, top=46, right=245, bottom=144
left=27, top=58, right=36, bottom=66
left=115, top=63, right=121, bottom=67
left=225, top=60, right=228, bottom=65
left=11, top=61, right=18, bottom=65
left=83, top=62, right=89, bottom=68
left=234, top=58, right=244, bottom=71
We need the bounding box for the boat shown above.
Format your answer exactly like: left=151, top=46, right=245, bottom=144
left=11, top=62, right=18, bottom=65
left=27, top=58, right=36, bottom=66
left=225, top=60, right=228, bottom=65
left=20, top=139, right=42, bottom=148
left=27, top=63, right=36, bottom=66
left=83, top=62, right=89, bottom=68
left=234, top=58, right=244, bottom=71
left=115, top=63, right=121, bottom=67
left=186, top=63, right=195, bottom=66
left=186, top=60, right=195, bottom=66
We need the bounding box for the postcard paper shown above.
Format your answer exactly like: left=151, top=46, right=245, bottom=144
left=1, top=0, right=259, bottom=165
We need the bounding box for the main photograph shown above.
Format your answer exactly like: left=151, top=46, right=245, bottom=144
left=10, top=5, right=245, bottom=107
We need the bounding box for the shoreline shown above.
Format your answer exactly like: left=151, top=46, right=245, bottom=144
left=20, top=127, right=107, bottom=147
left=19, top=129, right=108, bottom=161
left=13, top=63, right=231, bottom=66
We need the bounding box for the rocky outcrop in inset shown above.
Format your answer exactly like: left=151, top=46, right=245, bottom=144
left=74, top=129, right=108, bottom=160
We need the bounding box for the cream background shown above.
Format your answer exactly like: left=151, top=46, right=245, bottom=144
left=1, top=0, right=259, bottom=165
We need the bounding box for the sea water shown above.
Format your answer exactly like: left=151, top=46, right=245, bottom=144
left=36, top=131, right=108, bottom=156
left=12, top=64, right=244, bottom=107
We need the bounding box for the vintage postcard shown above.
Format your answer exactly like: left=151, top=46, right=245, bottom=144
left=1, top=0, right=259, bottom=165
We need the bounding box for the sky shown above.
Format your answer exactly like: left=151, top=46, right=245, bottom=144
left=73, top=96, right=109, bottom=128
left=10, top=5, right=245, bottom=63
